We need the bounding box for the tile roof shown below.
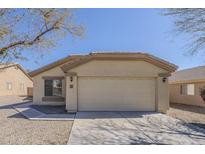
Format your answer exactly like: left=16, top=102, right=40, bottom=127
left=0, top=63, right=32, bottom=81
left=0, top=63, right=17, bottom=69
left=30, top=51, right=178, bottom=77
left=169, top=65, right=205, bottom=83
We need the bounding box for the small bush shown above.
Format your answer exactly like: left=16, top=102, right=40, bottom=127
left=200, top=86, right=205, bottom=102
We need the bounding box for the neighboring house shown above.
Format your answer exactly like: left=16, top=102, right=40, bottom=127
left=0, top=63, right=33, bottom=96
left=169, top=66, right=205, bottom=107
left=29, top=52, right=177, bottom=113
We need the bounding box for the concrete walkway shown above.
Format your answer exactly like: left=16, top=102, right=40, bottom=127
left=14, top=103, right=75, bottom=121
left=68, top=112, right=205, bottom=145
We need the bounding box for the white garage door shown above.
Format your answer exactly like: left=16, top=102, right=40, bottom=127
left=78, top=77, right=156, bottom=111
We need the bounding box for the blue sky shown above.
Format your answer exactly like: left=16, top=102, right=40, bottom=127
left=18, top=8, right=205, bottom=71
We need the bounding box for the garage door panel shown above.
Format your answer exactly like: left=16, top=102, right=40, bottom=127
left=78, top=77, right=156, bottom=111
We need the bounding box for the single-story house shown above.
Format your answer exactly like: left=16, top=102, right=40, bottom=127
left=0, top=63, right=33, bottom=96
left=29, top=52, right=177, bottom=113
left=169, top=65, right=205, bottom=107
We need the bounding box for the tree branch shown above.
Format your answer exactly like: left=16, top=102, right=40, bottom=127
left=0, top=9, right=83, bottom=61
left=0, top=21, right=59, bottom=55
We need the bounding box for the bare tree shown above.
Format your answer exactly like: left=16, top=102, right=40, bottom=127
left=163, top=8, right=205, bottom=55
left=0, top=9, right=83, bottom=62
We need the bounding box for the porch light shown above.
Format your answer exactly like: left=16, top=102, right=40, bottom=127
left=70, top=76, right=73, bottom=82
left=162, top=77, right=166, bottom=83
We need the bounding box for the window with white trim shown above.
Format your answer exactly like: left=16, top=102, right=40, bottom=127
left=44, top=79, right=62, bottom=96
left=180, top=84, right=195, bottom=95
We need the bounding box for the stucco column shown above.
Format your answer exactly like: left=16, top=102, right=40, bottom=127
left=65, top=72, right=78, bottom=112
left=156, top=76, right=169, bottom=113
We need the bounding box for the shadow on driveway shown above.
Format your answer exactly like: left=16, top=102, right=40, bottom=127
left=68, top=112, right=205, bottom=145
left=74, top=111, right=158, bottom=119
left=0, top=101, right=31, bottom=109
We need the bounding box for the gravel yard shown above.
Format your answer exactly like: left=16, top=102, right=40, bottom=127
left=167, top=103, right=205, bottom=128
left=0, top=96, right=73, bottom=145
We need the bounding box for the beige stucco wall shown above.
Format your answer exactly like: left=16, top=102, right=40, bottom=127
left=33, top=59, right=171, bottom=112
left=33, top=66, right=66, bottom=105
left=170, top=83, right=205, bottom=107
left=66, top=60, right=170, bottom=113
left=157, top=77, right=169, bottom=112
left=70, top=60, right=167, bottom=77
left=0, top=66, right=33, bottom=96
left=65, top=76, right=77, bottom=111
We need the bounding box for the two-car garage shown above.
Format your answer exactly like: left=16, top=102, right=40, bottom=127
left=78, top=77, right=156, bottom=111
left=61, top=53, right=177, bottom=113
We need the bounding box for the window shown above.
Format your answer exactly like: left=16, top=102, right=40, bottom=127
left=180, top=84, right=186, bottom=95
left=180, top=84, right=195, bottom=95
left=45, top=80, right=62, bottom=96
left=6, top=82, right=12, bottom=90
left=20, top=83, right=25, bottom=91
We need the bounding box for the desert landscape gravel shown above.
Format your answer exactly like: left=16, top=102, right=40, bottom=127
left=0, top=96, right=73, bottom=145
left=167, top=103, right=205, bottom=125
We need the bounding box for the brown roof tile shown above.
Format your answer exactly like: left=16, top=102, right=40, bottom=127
left=169, top=65, right=205, bottom=83
left=30, top=51, right=178, bottom=77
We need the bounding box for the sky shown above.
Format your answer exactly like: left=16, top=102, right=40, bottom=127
left=18, top=8, right=205, bottom=71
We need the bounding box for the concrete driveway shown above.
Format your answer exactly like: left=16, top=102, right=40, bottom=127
left=68, top=112, right=205, bottom=145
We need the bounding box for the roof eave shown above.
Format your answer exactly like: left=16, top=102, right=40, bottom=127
left=169, top=79, right=205, bottom=84
left=61, top=53, right=178, bottom=73
left=29, top=55, right=82, bottom=77
left=0, top=64, right=33, bottom=81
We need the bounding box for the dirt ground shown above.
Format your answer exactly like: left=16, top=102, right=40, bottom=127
left=167, top=103, right=205, bottom=128
left=0, top=96, right=73, bottom=145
